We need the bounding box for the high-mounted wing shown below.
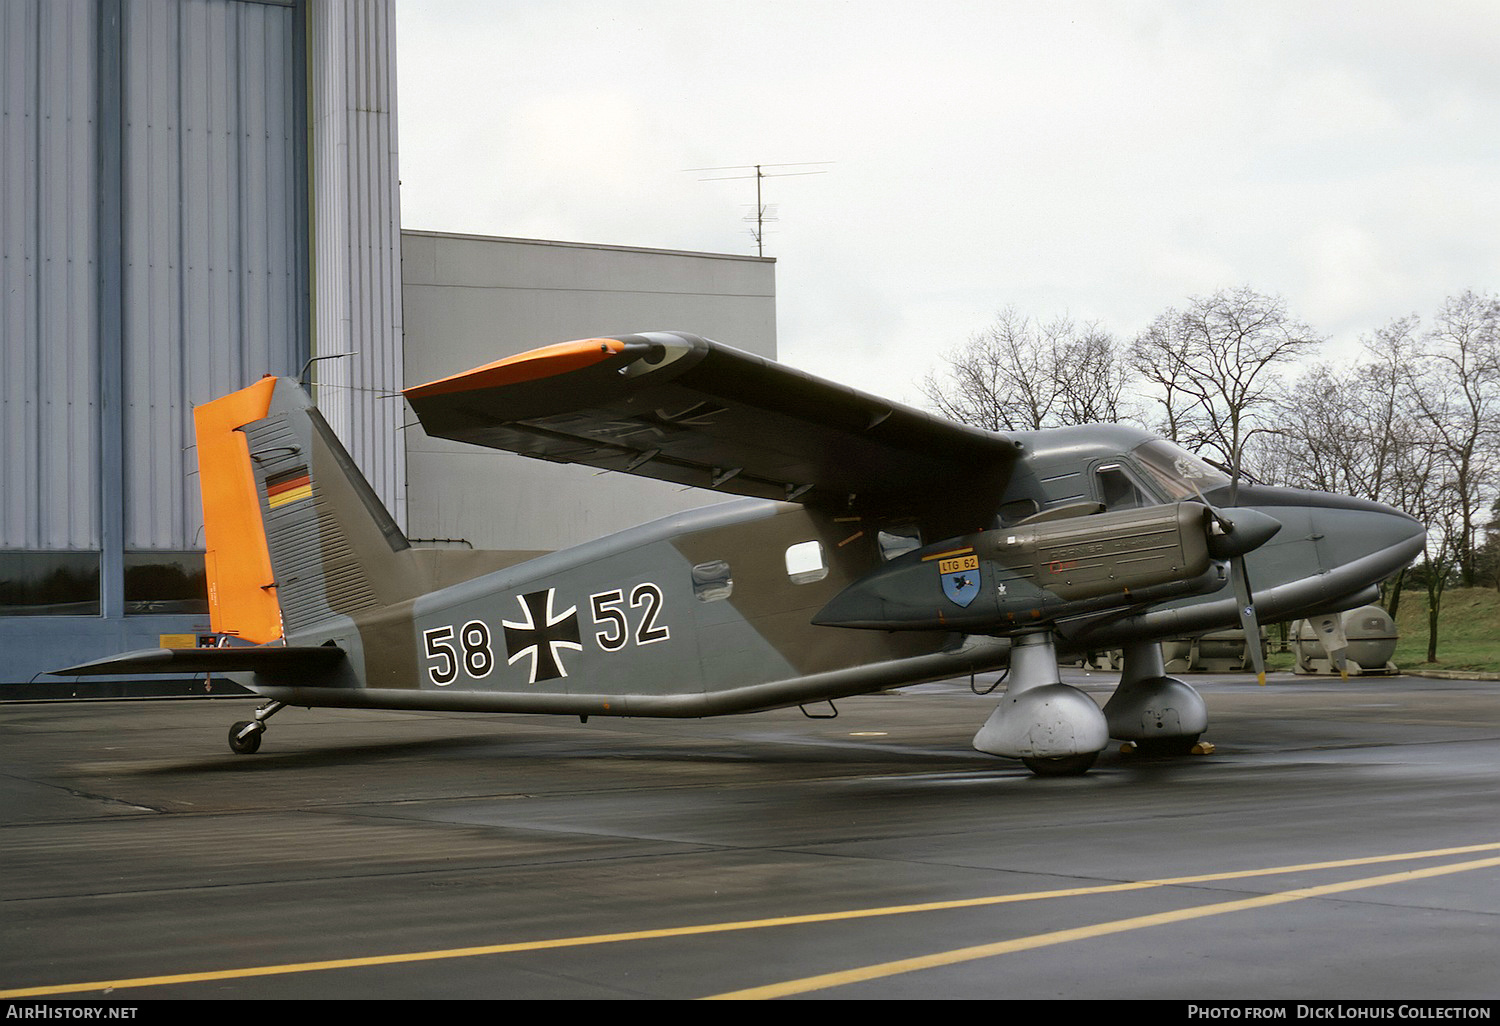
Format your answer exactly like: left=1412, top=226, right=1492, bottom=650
left=405, top=332, right=1021, bottom=530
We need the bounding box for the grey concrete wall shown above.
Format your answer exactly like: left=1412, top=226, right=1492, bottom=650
left=401, top=231, right=777, bottom=552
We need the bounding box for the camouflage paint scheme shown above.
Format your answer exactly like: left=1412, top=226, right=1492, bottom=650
left=59, top=333, right=1427, bottom=771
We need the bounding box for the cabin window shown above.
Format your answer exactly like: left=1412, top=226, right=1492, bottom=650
left=691, top=560, right=734, bottom=602
left=1095, top=464, right=1154, bottom=510
left=785, top=541, right=828, bottom=584
left=877, top=523, right=922, bottom=561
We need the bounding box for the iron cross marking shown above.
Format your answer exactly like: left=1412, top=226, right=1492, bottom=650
left=503, top=589, right=583, bottom=684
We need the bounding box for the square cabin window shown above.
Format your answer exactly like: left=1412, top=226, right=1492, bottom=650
left=691, top=560, right=734, bottom=602
left=785, top=540, right=828, bottom=584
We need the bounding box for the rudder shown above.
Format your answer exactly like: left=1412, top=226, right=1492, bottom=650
left=195, top=377, right=419, bottom=644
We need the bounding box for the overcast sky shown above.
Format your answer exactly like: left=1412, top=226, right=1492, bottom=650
left=394, top=1, right=1500, bottom=405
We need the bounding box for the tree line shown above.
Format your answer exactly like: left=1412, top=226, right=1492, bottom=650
left=919, top=286, right=1500, bottom=663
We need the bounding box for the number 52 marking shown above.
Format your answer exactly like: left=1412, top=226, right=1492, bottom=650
left=590, top=583, right=670, bottom=651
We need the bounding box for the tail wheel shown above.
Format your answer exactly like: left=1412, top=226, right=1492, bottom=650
left=228, top=721, right=263, bottom=755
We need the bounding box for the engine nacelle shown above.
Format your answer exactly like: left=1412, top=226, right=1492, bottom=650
left=815, top=503, right=1231, bottom=633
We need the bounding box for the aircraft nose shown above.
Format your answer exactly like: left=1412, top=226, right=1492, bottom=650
left=1215, top=483, right=1427, bottom=581
left=1311, top=495, right=1427, bottom=577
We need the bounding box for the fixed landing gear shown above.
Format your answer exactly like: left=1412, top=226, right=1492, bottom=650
left=973, top=632, right=1109, bottom=776
left=1021, top=753, right=1098, bottom=777
left=228, top=720, right=262, bottom=754
left=1103, top=641, right=1211, bottom=758
left=1120, top=735, right=1208, bottom=757
left=227, top=700, right=285, bottom=755
left=973, top=636, right=1216, bottom=776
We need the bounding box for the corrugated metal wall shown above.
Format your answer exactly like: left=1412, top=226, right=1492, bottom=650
left=1, top=0, right=101, bottom=551
left=2, top=0, right=404, bottom=681
left=1, top=0, right=310, bottom=554
left=122, top=0, right=310, bottom=549
left=307, top=0, right=406, bottom=529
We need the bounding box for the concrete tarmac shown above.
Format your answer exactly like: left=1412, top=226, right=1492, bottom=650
left=2, top=671, right=1498, bottom=1001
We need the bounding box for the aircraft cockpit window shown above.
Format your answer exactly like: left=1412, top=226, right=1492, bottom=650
left=1095, top=464, right=1154, bottom=510
left=1131, top=440, right=1231, bottom=500
left=785, top=540, right=829, bottom=584
left=691, top=560, right=733, bottom=602
left=877, top=524, right=922, bottom=562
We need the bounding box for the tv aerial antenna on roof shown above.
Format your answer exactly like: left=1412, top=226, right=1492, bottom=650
left=683, top=162, right=833, bottom=257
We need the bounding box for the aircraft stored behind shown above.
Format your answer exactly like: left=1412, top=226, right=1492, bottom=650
left=58, top=333, right=1427, bottom=775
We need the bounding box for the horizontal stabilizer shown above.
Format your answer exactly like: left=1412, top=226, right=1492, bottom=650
left=53, top=646, right=346, bottom=678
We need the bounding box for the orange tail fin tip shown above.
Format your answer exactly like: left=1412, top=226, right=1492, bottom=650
left=194, top=377, right=283, bottom=644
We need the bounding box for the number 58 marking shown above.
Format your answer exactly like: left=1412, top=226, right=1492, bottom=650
left=422, top=620, right=493, bottom=686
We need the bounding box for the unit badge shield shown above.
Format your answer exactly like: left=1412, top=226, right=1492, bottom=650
left=938, top=552, right=982, bottom=608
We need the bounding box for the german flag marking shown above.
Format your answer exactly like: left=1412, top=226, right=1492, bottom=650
left=266, top=469, right=312, bottom=509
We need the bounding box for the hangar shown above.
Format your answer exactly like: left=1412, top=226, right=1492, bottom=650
left=0, top=0, right=776, bottom=686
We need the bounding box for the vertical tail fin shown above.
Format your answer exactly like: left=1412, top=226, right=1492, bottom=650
left=196, top=377, right=418, bottom=643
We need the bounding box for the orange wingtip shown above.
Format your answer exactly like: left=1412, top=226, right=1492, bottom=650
left=404, top=338, right=629, bottom=398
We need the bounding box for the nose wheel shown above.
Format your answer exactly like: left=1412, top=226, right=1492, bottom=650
left=227, top=700, right=285, bottom=755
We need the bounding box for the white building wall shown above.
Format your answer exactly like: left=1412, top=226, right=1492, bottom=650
left=401, top=231, right=777, bottom=552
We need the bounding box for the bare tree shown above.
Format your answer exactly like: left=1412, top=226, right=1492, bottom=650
left=921, top=309, right=1136, bottom=431
left=1477, top=498, right=1500, bottom=593
left=1130, top=287, right=1325, bottom=483
left=1271, top=318, right=1435, bottom=620
left=1408, top=457, right=1466, bottom=664
left=1407, top=290, right=1500, bottom=587
left=1269, top=317, right=1423, bottom=501
left=1267, top=301, right=1497, bottom=656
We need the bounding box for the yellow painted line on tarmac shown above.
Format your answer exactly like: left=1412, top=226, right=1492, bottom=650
left=704, top=853, right=1500, bottom=1000
left=3, top=842, right=1498, bottom=998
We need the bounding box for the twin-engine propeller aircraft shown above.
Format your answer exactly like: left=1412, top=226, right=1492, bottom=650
left=58, top=333, right=1426, bottom=775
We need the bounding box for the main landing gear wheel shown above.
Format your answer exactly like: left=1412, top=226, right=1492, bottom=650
left=228, top=721, right=263, bottom=755
left=1021, top=752, right=1098, bottom=777
left=1127, top=734, right=1203, bottom=757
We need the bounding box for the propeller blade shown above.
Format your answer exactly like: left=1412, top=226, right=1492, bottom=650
left=1187, top=487, right=1277, bottom=686
left=1229, top=554, right=1267, bottom=686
